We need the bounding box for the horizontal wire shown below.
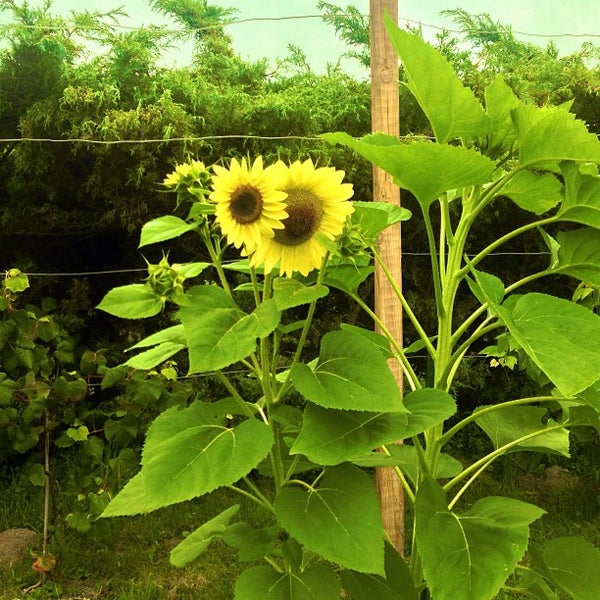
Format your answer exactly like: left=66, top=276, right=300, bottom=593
left=5, top=252, right=551, bottom=277
left=0, top=134, right=326, bottom=145
left=1, top=132, right=597, bottom=145
left=21, top=269, right=148, bottom=277
left=7, top=352, right=500, bottom=395
left=0, top=13, right=598, bottom=41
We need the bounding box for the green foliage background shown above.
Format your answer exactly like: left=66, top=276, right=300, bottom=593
left=0, top=0, right=598, bottom=421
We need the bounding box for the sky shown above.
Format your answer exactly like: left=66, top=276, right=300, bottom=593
left=1, top=0, right=599, bottom=77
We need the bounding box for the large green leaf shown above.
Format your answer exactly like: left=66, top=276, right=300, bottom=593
left=339, top=542, right=419, bottom=600
left=234, top=564, right=340, bottom=600
left=402, top=388, right=457, bottom=437
left=558, top=162, right=600, bottom=229
left=274, top=464, right=385, bottom=575
left=323, top=261, right=374, bottom=297
left=125, top=341, right=186, bottom=370
left=291, top=404, right=408, bottom=465
left=339, top=324, right=394, bottom=359
left=181, top=307, right=248, bottom=373
left=513, top=105, right=600, bottom=167
left=179, top=287, right=280, bottom=374
left=291, top=328, right=403, bottom=412
left=96, top=284, right=163, bottom=318
left=475, top=405, right=570, bottom=456
left=123, top=324, right=187, bottom=370
left=182, top=284, right=238, bottom=310
left=351, top=200, right=412, bottom=244
left=537, top=536, right=600, bottom=600
left=550, top=228, right=600, bottom=286
left=484, top=76, right=519, bottom=155
left=272, top=278, right=329, bottom=311
left=102, top=404, right=273, bottom=516
left=139, top=215, right=199, bottom=247
left=500, top=170, right=562, bottom=215
left=323, top=133, right=495, bottom=209
left=498, top=293, right=600, bottom=396
left=170, top=505, right=240, bottom=567
left=416, top=478, right=545, bottom=600
left=384, top=18, right=489, bottom=143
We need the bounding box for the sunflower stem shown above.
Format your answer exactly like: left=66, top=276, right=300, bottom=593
left=214, top=370, right=255, bottom=419
left=349, top=293, right=421, bottom=392
left=204, top=229, right=231, bottom=294
left=250, top=266, right=262, bottom=308
left=371, top=244, right=435, bottom=359
left=274, top=257, right=328, bottom=402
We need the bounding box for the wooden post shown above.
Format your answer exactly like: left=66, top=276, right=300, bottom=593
left=370, top=0, right=404, bottom=554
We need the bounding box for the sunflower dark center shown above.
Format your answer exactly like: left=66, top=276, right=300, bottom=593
left=274, top=189, right=323, bottom=246
left=230, top=185, right=263, bottom=224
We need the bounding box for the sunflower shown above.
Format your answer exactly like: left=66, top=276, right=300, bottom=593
left=210, top=157, right=289, bottom=252
left=249, top=159, right=354, bottom=277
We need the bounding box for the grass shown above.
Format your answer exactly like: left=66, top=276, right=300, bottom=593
left=0, top=471, right=262, bottom=599
left=1, top=442, right=599, bottom=599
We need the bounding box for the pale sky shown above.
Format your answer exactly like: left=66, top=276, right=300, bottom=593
left=1, top=0, right=599, bottom=77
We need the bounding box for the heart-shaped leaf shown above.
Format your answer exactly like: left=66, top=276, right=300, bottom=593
left=384, top=19, right=489, bottom=143
left=234, top=564, right=340, bottom=600
left=537, top=536, right=600, bottom=600
left=291, top=404, right=408, bottom=465
left=550, top=227, right=600, bottom=286
left=179, top=288, right=280, bottom=374
left=499, top=293, right=600, bottom=396
left=402, top=388, right=457, bottom=437
left=475, top=405, right=570, bottom=456
left=323, top=133, right=495, bottom=210
left=291, top=329, right=402, bottom=412
left=272, top=278, right=329, bottom=310
left=97, top=284, right=163, bottom=319
left=274, top=464, right=384, bottom=575
left=103, top=404, right=273, bottom=516
left=139, top=215, right=199, bottom=247
left=416, top=478, right=545, bottom=600
left=557, top=162, right=600, bottom=229
left=513, top=104, right=600, bottom=167
left=500, top=170, right=562, bottom=214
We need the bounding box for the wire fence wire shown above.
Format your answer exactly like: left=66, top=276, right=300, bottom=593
left=3, top=251, right=553, bottom=279
left=1, top=13, right=599, bottom=40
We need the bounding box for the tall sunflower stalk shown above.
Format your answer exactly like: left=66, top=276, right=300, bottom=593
left=97, top=154, right=412, bottom=595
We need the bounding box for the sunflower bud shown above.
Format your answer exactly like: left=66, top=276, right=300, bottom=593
left=163, top=160, right=212, bottom=205
left=334, top=218, right=372, bottom=263
left=145, top=256, right=185, bottom=301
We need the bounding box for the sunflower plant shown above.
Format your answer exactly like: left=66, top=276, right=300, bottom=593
left=98, top=17, right=600, bottom=600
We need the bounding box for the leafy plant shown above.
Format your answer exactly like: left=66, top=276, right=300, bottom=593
left=97, top=18, right=600, bottom=600
left=0, top=267, right=195, bottom=589
left=0, top=269, right=94, bottom=582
